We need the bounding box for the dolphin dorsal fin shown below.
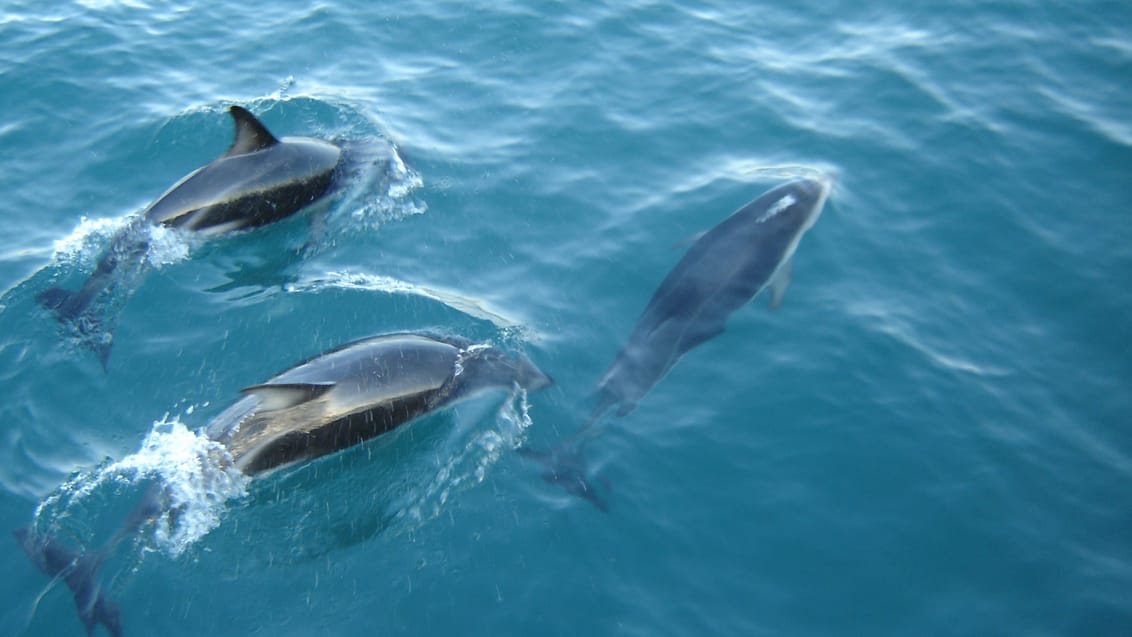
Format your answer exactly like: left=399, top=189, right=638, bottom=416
left=225, top=106, right=280, bottom=157
left=241, top=382, right=334, bottom=411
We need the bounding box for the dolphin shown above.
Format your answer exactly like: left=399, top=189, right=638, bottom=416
left=205, top=331, right=553, bottom=475
left=14, top=483, right=162, bottom=637
left=37, top=106, right=344, bottom=364
left=18, top=332, right=551, bottom=635
left=522, top=176, right=832, bottom=509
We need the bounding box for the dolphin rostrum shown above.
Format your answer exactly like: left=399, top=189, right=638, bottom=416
left=19, top=332, right=551, bottom=635
left=37, top=106, right=344, bottom=364
left=522, top=176, right=833, bottom=508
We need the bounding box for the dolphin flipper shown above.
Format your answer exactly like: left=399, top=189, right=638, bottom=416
left=14, top=528, right=123, bottom=637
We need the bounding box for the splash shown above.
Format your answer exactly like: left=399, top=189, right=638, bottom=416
left=49, top=213, right=193, bottom=273
left=34, top=418, right=249, bottom=557
left=145, top=224, right=192, bottom=267
left=49, top=215, right=132, bottom=266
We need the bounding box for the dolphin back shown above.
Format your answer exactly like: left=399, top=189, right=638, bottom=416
left=210, top=332, right=552, bottom=475
left=143, top=138, right=341, bottom=233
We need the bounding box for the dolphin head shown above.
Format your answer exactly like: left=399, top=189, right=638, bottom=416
left=754, top=175, right=833, bottom=234
left=457, top=346, right=553, bottom=393
left=514, top=353, right=554, bottom=391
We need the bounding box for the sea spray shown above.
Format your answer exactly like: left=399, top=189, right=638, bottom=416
left=33, top=417, right=249, bottom=557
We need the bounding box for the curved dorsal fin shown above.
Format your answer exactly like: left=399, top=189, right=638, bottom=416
left=225, top=106, right=279, bottom=157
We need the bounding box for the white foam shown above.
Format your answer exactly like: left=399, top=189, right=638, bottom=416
left=49, top=214, right=192, bottom=273
left=145, top=224, right=192, bottom=267
left=35, top=418, right=249, bottom=556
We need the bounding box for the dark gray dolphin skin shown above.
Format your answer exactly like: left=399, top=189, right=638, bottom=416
left=37, top=106, right=343, bottom=364
left=18, top=332, right=550, bottom=635
left=522, top=176, right=832, bottom=509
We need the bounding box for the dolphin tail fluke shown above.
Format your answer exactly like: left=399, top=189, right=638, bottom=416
left=36, top=286, right=83, bottom=320
left=517, top=441, right=611, bottom=513
left=80, top=591, right=122, bottom=637
left=14, top=528, right=124, bottom=637
left=94, top=340, right=113, bottom=372
left=36, top=286, right=114, bottom=368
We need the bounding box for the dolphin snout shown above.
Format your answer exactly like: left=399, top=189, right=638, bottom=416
left=517, top=356, right=554, bottom=391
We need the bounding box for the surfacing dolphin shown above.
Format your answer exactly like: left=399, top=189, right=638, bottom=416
left=521, top=176, right=833, bottom=509
left=37, top=106, right=344, bottom=365
left=207, top=331, right=553, bottom=475
left=18, top=331, right=551, bottom=636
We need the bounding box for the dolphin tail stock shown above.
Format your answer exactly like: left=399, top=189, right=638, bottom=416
left=13, top=527, right=123, bottom=637
left=35, top=292, right=114, bottom=369
left=13, top=486, right=164, bottom=636
left=517, top=394, right=617, bottom=513
left=38, top=221, right=151, bottom=322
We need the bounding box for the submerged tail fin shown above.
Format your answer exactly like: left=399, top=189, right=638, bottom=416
left=14, top=528, right=123, bottom=637
left=36, top=287, right=84, bottom=320
left=35, top=286, right=112, bottom=368
left=518, top=390, right=619, bottom=512
left=38, top=219, right=151, bottom=368
left=517, top=443, right=610, bottom=513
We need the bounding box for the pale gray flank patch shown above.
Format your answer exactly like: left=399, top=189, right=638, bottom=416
left=757, top=193, right=796, bottom=222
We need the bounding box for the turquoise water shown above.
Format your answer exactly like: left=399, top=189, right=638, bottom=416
left=2, top=1, right=1131, bottom=635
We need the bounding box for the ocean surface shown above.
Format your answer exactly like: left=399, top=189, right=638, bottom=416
left=1, top=1, right=1130, bottom=635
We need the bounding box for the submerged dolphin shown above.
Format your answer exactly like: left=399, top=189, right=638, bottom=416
left=18, top=332, right=551, bottom=635
left=14, top=529, right=121, bottom=637
left=522, top=176, right=832, bottom=508
left=38, top=106, right=344, bottom=364
left=591, top=176, right=832, bottom=419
